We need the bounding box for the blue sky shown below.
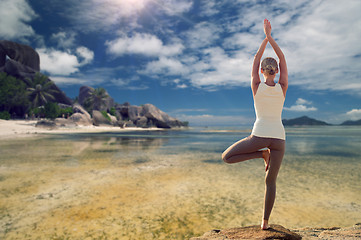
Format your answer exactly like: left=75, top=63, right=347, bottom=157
left=1, top=0, right=360, bottom=126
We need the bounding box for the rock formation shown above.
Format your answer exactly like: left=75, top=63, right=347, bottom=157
left=115, top=102, right=142, bottom=122
left=142, top=103, right=184, bottom=128
left=35, top=119, right=57, bottom=128
left=92, top=110, right=111, bottom=126
left=116, top=102, right=185, bottom=128
left=0, top=40, right=72, bottom=106
left=190, top=225, right=302, bottom=240
left=294, top=223, right=361, bottom=240
left=78, top=86, right=187, bottom=128
left=78, top=85, right=114, bottom=111
left=0, top=40, right=40, bottom=71
left=78, top=86, right=94, bottom=108
left=191, top=223, right=361, bottom=240
left=54, top=118, right=77, bottom=127
left=69, top=103, right=92, bottom=126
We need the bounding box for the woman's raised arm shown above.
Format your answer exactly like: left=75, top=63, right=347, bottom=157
left=264, top=19, right=288, bottom=96
left=251, top=38, right=268, bottom=96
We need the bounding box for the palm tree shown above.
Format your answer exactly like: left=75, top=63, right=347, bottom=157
left=27, top=73, right=59, bottom=108
left=84, top=87, right=108, bottom=111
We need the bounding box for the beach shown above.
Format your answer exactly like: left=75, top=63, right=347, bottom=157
left=0, top=121, right=360, bottom=239
left=0, top=119, right=159, bottom=140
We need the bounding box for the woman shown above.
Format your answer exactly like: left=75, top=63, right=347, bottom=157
left=222, top=19, right=288, bottom=230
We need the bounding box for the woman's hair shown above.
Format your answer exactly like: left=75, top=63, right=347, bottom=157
left=261, top=57, right=278, bottom=75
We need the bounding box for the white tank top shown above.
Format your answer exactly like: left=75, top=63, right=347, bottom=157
left=251, top=82, right=286, bottom=140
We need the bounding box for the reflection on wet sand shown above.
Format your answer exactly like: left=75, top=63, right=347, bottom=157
left=0, top=128, right=360, bottom=239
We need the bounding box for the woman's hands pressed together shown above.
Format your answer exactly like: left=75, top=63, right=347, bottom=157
left=264, top=19, right=272, bottom=38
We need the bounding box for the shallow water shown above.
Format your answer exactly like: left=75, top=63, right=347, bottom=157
left=0, top=126, right=360, bottom=239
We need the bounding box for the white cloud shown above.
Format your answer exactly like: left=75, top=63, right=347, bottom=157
left=295, top=98, right=312, bottom=105
left=38, top=48, right=79, bottom=75
left=38, top=47, right=94, bottom=75
left=51, top=31, right=77, bottom=49
left=154, top=0, right=193, bottom=15
left=64, top=0, right=148, bottom=32
left=142, top=56, right=188, bottom=76
left=50, top=76, right=90, bottom=85
left=171, top=108, right=208, bottom=114
left=140, top=45, right=252, bottom=88
left=109, top=78, right=130, bottom=87
left=76, top=47, right=94, bottom=65
left=223, top=32, right=264, bottom=53
left=0, top=0, right=37, bottom=39
left=199, top=0, right=219, bottom=17
left=106, top=33, right=184, bottom=57
left=277, top=0, right=361, bottom=92
left=177, top=85, right=188, bottom=89
left=109, top=77, right=148, bottom=90
left=346, top=109, right=361, bottom=120
left=284, top=98, right=317, bottom=112
left=188, top=48, right=251, bottom=87
left=284, top=105, right=317, bottom=112
left=65, top=0, right=191, bottom=33
left=183, top=22, right=221, bottom=49
left=173, top=79, right=188, bottom=89
left=50, top=66, right=124, bottom=86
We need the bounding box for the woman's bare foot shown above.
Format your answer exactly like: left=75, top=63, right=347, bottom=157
left=261, top=219, right=270, bottom=230
left=262, top=149, right=271, bottom=172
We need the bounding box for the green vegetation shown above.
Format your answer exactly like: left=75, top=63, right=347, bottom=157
left=101, top=110, right=111, bottom=122
left=0, top=72, right=66, bottom=119
left=59, top=107, right=73, bottom=117
left=84, top=87, right=108, bottom=112
left=29, top=107, right=43, bottom=118
left=44, top=102, right=60, bottom=119
left=0, top=111, right=10, bottom=120
left=26, top=73, right=59, bottom=108
left=0, top=72, right=29, bottom=117
left=109, top=107, right=116, bottom=116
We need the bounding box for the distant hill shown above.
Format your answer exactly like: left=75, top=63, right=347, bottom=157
left=340, top=119, right=361, bottom=126
left=282, top=116, right=330, bottom=126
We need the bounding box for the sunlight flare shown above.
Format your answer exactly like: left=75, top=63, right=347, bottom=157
left=109, top=0, right=149, bottom=12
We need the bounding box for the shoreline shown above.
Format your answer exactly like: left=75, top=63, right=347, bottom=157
left=0, top=119, right=164, bottom=140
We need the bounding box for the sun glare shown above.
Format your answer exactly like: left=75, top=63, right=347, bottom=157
left=111, top=0, right=149, bottom=9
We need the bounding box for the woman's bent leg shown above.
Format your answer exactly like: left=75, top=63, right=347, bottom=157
left=262, top=139, right=285, bottom=227
left=222, top=135, right=270, bottom=164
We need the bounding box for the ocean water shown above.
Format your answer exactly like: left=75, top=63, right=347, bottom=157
left=0, top=126, right=360, bottom=239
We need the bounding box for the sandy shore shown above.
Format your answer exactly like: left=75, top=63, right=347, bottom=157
left=0, top=119, right=159, bottom=139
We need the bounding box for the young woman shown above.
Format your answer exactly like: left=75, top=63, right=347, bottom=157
left=222, top=19, right=288, bottom=230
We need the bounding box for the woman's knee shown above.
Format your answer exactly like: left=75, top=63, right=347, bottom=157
left=222, top=152, right=231, bottom=163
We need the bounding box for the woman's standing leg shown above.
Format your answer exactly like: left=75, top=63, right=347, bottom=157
left=262, top=138, right=285, bottom=229
left=222, top=135, right=270, bottom=164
